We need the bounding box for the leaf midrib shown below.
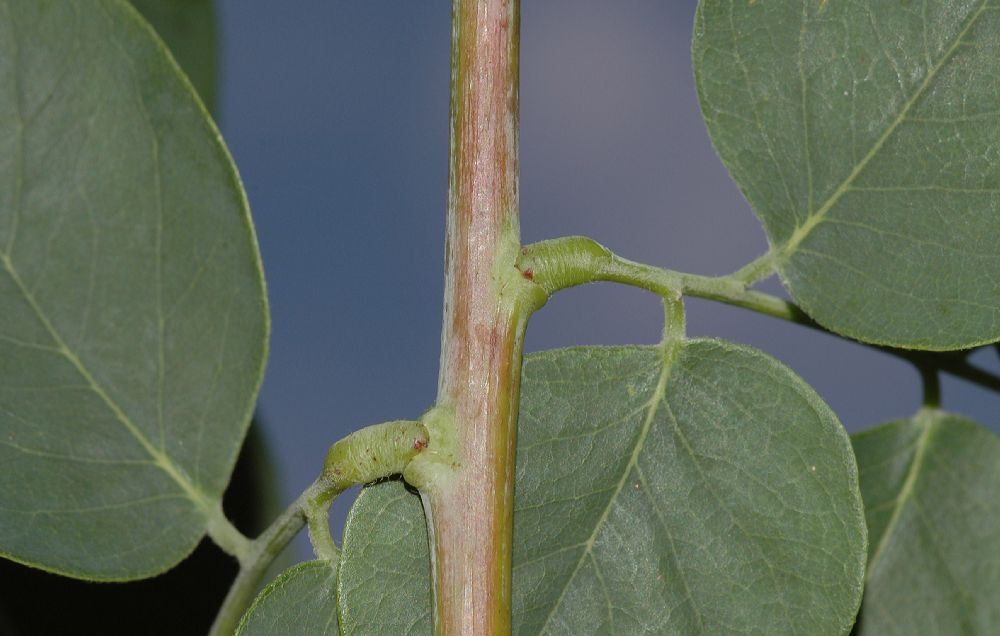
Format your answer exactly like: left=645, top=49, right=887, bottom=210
left=535, top=345, right=679, bottom=635
left=864, top=413, right=936, bottom=581
left=0, top=252, right=211, bottom=512
left=776, top=0, right=990, bottom=261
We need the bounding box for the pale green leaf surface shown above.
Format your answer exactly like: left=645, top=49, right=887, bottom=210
left=852, top=411, right=1000, bottom=635
left=339, top=341, right=867, bottom=635
left=693, top=0, right=1000, bottom=349
left=236, top=561, right=340, bottom=636
left=0, top=0, right=267, bottom=579
left=337, top=479, right=433, bottom=635
left=129, top=0, right=218, bottom=113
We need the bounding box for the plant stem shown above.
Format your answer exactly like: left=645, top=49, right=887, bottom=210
left=418, top=0, right=527, bottom=632
left=518, top=235, right=1000, bottom=397
left=209, top=480, right=321, bottom=636
left=209, top=420, right=430, bottom=635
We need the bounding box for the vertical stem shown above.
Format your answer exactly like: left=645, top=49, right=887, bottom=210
left=426, top=0, right=521, bottom=633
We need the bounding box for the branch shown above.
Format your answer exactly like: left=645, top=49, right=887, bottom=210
left=517, top=236, right=1000, bottom=396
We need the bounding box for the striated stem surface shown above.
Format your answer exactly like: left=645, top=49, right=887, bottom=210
left=423, top=0, right=523, bottom=633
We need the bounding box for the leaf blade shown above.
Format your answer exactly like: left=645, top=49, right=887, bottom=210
left=517, top=342, right=865, bottom=634
left=0, top=0, right=267, bottom=579
left=236, top=561, right=340, bottom=636
left=852, top=411, right=1000, bottom=634
left=693, top=0, right=1000, bottom=349
left=337, top=480, right=433, bottom=635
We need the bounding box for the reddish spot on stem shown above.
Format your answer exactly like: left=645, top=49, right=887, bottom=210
left=414, top=438, right=428, bottom=451
left=522, top=268, right=533, bottom=280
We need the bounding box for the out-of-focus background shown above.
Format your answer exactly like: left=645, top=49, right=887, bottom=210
left=214, top=0, right=999, bottom=552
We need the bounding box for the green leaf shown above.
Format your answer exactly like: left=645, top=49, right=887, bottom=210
left=693, top=0, right=1000, bottom=349
left=337, top=479, right=433, bottom=635
left=338, top=341, right=867, bottom=634
left=129, top=0, right=218, bottom=114
left=236, top=561, right=340, bottom=636
left=852, top=411, right=1000, bottom=634
left=0, top=424, right=276, bottom=635
left=0, top=0, right=267, bottom=579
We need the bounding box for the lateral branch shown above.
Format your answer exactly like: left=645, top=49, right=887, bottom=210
left=516, top=235, right=1000, bottom=396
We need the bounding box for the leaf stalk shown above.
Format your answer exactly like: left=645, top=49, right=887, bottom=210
left=918, top=366, right=942, bottom=409
left=205, top=504, right=252, bottom=564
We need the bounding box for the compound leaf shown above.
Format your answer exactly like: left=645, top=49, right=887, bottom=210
left=0, top=0, right=267, bottom=579
left=338, top=341, right=867, bottom=635
left=852, top=411, right=1000, bottom=634
left=694, top=0, right=1000, bottom=349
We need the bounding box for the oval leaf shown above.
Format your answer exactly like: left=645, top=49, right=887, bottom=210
left=0, top=0, right=267, bottom=579
left=337, top=479, right=433, bottom=635
left=852, top=411, right=1000, bottom=634
left=693, top=0, right=1000, bottom=349
left=339, top=341, right=867, bottom=634
left=236, top=561, right=340, bottom=636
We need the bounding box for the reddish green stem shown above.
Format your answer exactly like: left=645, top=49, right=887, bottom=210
left=416, top=0, right=526, bottom=633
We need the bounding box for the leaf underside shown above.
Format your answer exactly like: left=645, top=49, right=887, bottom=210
left=852, top=411, right=1000, bottom=635
left=332, top=341, right=867, bottom=635
left=694, top=0, right=1000, bottom=349
left=0, top=0, right=267, bottom=580
left=336, top=480, right=432, bottom=634
left=236, top=561, right=340, bottom=636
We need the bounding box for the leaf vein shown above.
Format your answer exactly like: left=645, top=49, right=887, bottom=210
left=778, top=0, right=992, bottom=260
left=866, top=413, right=935, bottom=581
left=535, top=345, right=676, bottom=634
left=0, top=254, right=210, bottom=514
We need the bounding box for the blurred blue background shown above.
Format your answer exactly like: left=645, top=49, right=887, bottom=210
left=213, top=0, right=999, bottom=553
